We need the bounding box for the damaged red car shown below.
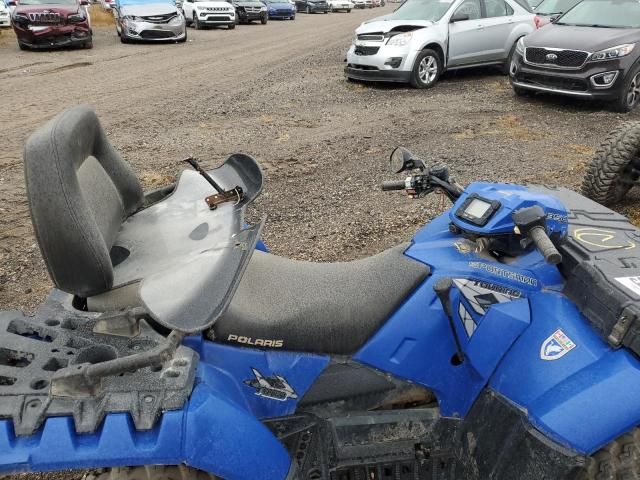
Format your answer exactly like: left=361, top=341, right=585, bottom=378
left=9, top=0, right=92, bottom=50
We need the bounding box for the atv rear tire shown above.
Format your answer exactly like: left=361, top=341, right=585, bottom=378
left=581, top=121, right=640, bottom=205
left=91, top=465, right=218, bottom=480
left=575, top=427, right=640, bottom=479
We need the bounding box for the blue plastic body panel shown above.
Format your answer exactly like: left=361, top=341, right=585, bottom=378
left=0, top=337, right=328, bottom=478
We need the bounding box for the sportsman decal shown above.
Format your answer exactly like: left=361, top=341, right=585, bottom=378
left=244, top=368, right=298, bottom=401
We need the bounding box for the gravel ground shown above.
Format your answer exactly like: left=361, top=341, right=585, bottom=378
left=0, top=6, right=639, bottom=478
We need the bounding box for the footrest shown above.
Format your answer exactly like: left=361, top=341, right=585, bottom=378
left=0, top=290, right=197, bottom=436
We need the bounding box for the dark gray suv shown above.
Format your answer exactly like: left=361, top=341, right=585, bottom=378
left=510, top=0, right=640, bottom=112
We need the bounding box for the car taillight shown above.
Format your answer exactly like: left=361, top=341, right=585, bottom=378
left=534, top=15, right=542, bottom=29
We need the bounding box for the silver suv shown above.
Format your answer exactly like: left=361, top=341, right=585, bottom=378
left=345, top=0, right=536, bottom=88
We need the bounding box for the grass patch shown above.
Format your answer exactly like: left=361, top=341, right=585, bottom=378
left=89, top=5, right=115, bottom=26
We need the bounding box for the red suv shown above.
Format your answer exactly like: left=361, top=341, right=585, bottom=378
left=9, top=0, right=92, bottom=50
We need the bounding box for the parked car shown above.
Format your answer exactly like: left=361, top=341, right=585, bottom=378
left=327, top=0, right=352, bottom=10
left=353, top=0, right=372, bottom=7
left=182, top=0, right=235, bottom=28
left=264, top=0, right=295, bottom=18
left=510, top=0, right=640, bottom=112
left=345, top=0, right=536, bottom=88
left=113, top=0, right=186, bottom=42
left=230, top=0, right=268, bottom=23
left=0, top=0, right=11, bottom=26
left=9, top=0, right=92, bottom=49
left=532, top=0, right=581, bottom=27
left=295, top=0, right=328, bottom=12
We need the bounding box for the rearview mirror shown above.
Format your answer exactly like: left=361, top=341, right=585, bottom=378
left=389, top=146, right=413, bottom=174
left=450, top=12, right=469, bottom=22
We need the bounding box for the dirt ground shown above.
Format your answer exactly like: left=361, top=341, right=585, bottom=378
left=0, top=5, right=639, bottom=478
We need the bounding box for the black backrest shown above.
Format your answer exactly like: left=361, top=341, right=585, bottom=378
left=24, top=105, right=144, bottom=297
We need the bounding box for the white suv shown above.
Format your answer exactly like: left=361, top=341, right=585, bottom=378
left=345, top=0, right=535, bottom=88
left=182, top=0, right=236, bottom=28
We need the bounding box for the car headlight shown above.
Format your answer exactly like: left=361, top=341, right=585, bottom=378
left=387, top=31, right=412, bottom=47
left=67, top=13, right=85, bottom=22
left=516, top=37, right=525, bottom=55
left=260, top=5, right=267, bottom=10
left=589, top=44, right=635, bottom=62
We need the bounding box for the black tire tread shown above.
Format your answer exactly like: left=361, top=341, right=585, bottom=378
left=577, top=427, right=640, bottom=480
left=89, top=465, right=218, bottom=480
left=581, top=121, right=640, bottom=205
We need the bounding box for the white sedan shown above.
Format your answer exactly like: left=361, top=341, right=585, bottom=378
left=328, top=0, right=353, bottom=10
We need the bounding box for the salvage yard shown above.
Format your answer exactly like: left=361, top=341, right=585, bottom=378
left=0, top=4, right=639, bottom=320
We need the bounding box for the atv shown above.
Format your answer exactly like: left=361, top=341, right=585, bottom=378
left=1, top=106, right=639, bottom=480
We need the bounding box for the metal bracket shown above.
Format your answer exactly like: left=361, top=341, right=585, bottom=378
left=92, top=307, right=146, bottom=338
left=205, top=186, right=244, bottom=210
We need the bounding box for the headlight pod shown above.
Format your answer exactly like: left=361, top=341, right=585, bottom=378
left=516, top=37, right=525, bottom=55
left=589, top=44, right=635, bottom=62
left=386, top=31, right=412, bottom=47
left=67, top=13, right=85, bottom=22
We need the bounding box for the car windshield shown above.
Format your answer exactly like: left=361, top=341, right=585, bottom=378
left=389, top=0, right=455, bottom=21
left=17, top=0, right=76, bottom=5
left=534, top=0, right=580, bottom=14
left=555, top=0, right=640, bottom=28
left=527, top=0, right=543, bottom=6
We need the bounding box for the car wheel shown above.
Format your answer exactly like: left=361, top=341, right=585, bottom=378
left=613, top=66, right=640, bottom=113
left=512, top=85, right=531, bottom=97
left=346, top=8, right=350, bottom=11
left=261, top=13, right=267, bottom=23
left=228, top=21, right=235, bottom=28
left=120, top=32, right=130, bottom=43
left=177, top=30, right=187, bottom=42
left=83, top=38, right=93, bottom=48
left=503, top=38, right=519, bottom=75
left=410, top=49, right=440, bottom=89
left=193, top=12, right=202, bottom=29
left=581, top=121, right=640, bottom=205
left=17, top=40, right=28, bottom=51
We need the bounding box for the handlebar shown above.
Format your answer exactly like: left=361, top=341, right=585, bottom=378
left=381, top=180, right=406, bottom=191
left=529, top=226, right=562, bottom=265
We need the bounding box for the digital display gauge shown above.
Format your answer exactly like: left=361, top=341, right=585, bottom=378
left=455, top=194, right=501, bottom=227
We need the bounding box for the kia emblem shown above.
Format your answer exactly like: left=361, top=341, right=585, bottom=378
left=546, top=53, right=558, bottom=61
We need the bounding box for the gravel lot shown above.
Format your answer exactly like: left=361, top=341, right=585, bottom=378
left=0, top=6, right=639, bottom=478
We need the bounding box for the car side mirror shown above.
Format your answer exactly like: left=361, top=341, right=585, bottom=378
left=450, top=12, right=469, bottom=22
left=7, top=1, right=16, bottom=6
left=80, top=0, right=88, bottom=5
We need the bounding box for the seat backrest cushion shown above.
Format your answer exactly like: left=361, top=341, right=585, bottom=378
left=24, top=105, right=144, bottom=297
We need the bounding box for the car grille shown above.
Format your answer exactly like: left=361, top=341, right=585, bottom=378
left=525, top=47, right=589, bottom=69
left=141, top=13, right=177, bottom=23
left=244, top=6, right=262, bottom=12
left=203, top=6, right=230, bottom=10
left=354, top=45, right=379, bottom=56
left=274, top=8, right=291, bottom=14
left=357, top=33, right=384, bottom=41
left=205, top=14, right=231, bottom=20
left=139, top=29, right=176, bottom=38
left=28, top=12, right=61, bottom=23
left=347, top=63, right=379, bottom=71
left=517, top=72, right=588, bottom=92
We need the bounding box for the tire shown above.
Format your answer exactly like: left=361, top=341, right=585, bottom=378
left=228, top=22, right=235, bottom=28
left=193, top=12, right=202, bottom=29
left=346, top=8, right=350, bottom=11
left=261, top=14, right=267, bottom=23
left=574, top=427, right=640, bottom=479
left=581, top=121, right=640, bottom=205
left=409, top=49, right=441, bottom=89
left=83, top=38, right=93, bottom=48
left=17, top=41, right=28, bottom=50
left=613, top=65, right=640, bottom=113
left=90, top=465, right=218, bottom=480
left=177, top=30, right=187, bottom=42
left=503, top=38, right=519, bottom=75
left=513, top=84, right=531, bottom=97
left=120, top=32, right=130, bottom=43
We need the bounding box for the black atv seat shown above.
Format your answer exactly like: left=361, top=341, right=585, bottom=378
left=211, top=245, right=430, bottom=355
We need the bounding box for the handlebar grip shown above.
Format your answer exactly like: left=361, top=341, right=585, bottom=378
left=381, top=180, right=406, bottom=191
left=529, top=226, right=562, bottom=265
